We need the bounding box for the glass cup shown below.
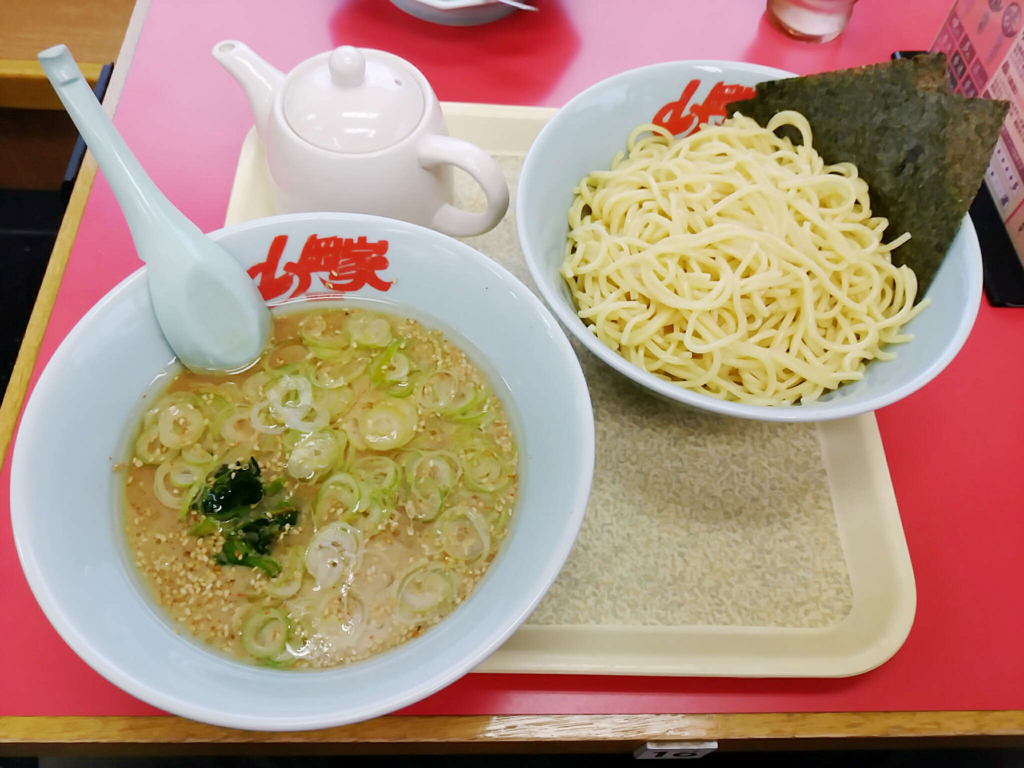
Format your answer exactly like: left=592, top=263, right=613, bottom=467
left=766, top=0, right=858, bottom=43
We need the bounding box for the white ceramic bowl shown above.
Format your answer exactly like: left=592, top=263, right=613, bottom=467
left=10, top=213, right=594, bottom=730
left=517, top=61, right=984, bottom=422
left=390, top=0, right=518, bottom=26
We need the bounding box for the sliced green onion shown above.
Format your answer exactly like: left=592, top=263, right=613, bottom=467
left=313, top=386, right=338, bottom=414
left=181, top=480, right=206, bottom=520
left=446, top=389, right=495, bottom=425
left=262, top=476, right=288, bottom=498
left=314, top=384, right=355, bottom=421
left=157, top=401, right=205, bottom=449
left=305, top=522, right=363, bottom=589
left=351, top=456, right=401, bottom=495
left=404, top=451, right=460, bottom=495
left=332, top=429, right=350, bottom=467
left=341, top=404, right=370, bottom=451
left=491, top=502, right=511, bottom=535
left=264, top=343, right=309, bottom=372
left=153, top=391, right=204, bottom=413
left=241, top=607, right=289, bottom=659
left=261, top=648, right=300, bottom=669
left=406, top=333, right=444, bottom=368
left=264, top=545, right=305, bottom=598
left=168, top=459, right=206, bottom=489
left=217, top=405, right=258, bottom=444
left=402, top=478, right=444, bottom=522
left=445, top=490, right=510, bottom=536
left=347, top=312, right=393, bottom=348
left=300, top=312, right=349, bottom=349
left=193, top=386, right=230, bottom=420
left=398, top=451, right=458, bottom=522
left=153, top=460, right=187, bottom=508
left=395, top=563, right=455, bottom=624
left=415, top=371, right=469, bottom=412
left=418, top=371, right=495, bottom=424
left=331, top=387, right=356, bottom=420
left=307, top=343, right=348, bottom=362
left=281, top=402, right=329, bottom=433
left=370, top=341, right=415, bottom=397
left=142, top=404, right=161, bottom=430
left=314, top=472, right=362, bottom=522
left=242, top=371, right=273, bottom=401
left=181, top=443, right=216, bottom=465
left=187, top=512, right=220, bottom=537
left=255, top=431, right=282, bottom=457
left=216, top=382, right=242, bottom=401
left=358, top=398, right=418, bottom=451
left=287, top=429, right=341, bottom=481
left=272, top=361, right=314, bottom=379
left=313, top=355, right=368, bottom=389
left=135, top=425, right=177, bottom=465
left=341, top=491, right=392, bottom=537
left=282, top=429, right=303, bottom=452
left=461, top=439, right=512, bottom=492
left=436, top=504, right=491, bottom=563
left=250, top=400, right=286, bottom=434
left=276, top=618, right=314, bottom=663
left=200, top=426, right=227, bottom=456
left=265, top=375, right=313, bottom=410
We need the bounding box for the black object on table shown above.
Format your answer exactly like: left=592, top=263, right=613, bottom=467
left=892, top=50, right=1024, bottom=307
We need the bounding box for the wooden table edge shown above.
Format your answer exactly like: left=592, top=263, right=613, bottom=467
left=0, top=59, right=107, bottom=110
left=2, top=0, right=1022, bottom=751
left=2, top=712, right=1024, bottom=753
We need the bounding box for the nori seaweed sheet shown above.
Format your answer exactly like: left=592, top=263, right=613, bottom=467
left=753, top=54, right=950, bottom=99
left=726, top=54, right=1008, bottom=294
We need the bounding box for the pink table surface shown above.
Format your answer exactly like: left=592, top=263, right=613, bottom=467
left=4, top=0, right=1024, bottom=718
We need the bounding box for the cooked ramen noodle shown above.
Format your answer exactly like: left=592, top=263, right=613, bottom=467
left=124, top=307, right=517, bottom=668
left=563, top=110, right=929, bottom=405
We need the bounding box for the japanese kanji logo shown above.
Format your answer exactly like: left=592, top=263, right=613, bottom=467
left=248, top=234, right=393, bottom=301
left=652, top=80, right=756, bottom=136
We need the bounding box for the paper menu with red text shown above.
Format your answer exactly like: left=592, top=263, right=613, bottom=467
left=934, top=0, right=1024, bottom=267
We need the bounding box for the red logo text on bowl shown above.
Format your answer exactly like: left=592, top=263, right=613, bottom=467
left=248, top=234, right=393, bottom=301
left=652, top=80, right=756, bottom=136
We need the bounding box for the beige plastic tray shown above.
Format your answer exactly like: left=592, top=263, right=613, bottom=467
left=224, top=103, right=916, bottom=678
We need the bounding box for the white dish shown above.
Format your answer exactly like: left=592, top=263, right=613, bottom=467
left=390, top=0, right=519, bottom=26
left=10, top=213, right=594, bottom=730
left=516, top=61, right=984, bottom=422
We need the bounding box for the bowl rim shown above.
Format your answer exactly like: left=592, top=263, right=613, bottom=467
left=517, top=59, right=984, bottom=422
left=10, top=212, right=596, bottom=730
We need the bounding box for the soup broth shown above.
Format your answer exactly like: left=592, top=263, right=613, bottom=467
left=124, top=307, right=518, bottom=668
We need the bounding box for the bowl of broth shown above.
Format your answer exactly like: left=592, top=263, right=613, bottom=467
left=10, top=212, right=594, bottom=730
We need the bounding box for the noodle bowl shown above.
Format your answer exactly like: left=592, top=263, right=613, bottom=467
left=562, top=111, right=928, bottom=405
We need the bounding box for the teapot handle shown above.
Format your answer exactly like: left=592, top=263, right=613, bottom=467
left=418, top=135, right=510, bottom=237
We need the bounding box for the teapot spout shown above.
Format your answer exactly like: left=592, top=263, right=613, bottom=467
left=212, top=40, right=284, bottom=140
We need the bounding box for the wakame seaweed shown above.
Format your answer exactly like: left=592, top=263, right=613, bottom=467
left=216, top=538, right=286, bottom=578
left=197, top=459, right=265, bottom=517
left=189, top=458, right=298, bottom=578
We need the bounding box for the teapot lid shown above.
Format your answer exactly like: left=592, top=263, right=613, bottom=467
left=283, top=46, right=425, bottom=154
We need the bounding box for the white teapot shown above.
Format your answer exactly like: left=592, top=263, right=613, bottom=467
left=213, top=41, right=509, bottom=237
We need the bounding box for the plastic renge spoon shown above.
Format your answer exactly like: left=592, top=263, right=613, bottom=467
left=38, top=44, right=271, bottom=373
